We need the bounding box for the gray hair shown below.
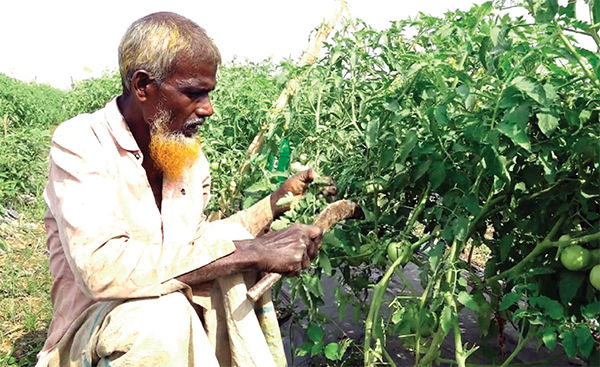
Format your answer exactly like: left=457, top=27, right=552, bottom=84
left=118, top=12, right=221, bottom=94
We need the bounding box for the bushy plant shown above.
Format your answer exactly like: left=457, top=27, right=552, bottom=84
left=63, top=70, right=121, bottom=117
left=0, top=73, right=67, bottom=129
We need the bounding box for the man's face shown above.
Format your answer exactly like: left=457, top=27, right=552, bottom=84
left=150, top=59, right=217, bottom=137
left=146, top=59, right=217, bottom=180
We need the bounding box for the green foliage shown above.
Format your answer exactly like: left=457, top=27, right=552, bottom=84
left=63, top=70, right=121, bottom=117
left=201, top=59, right=284, bottom=214
left=0, top=128, right=51, bottom=218
left=215, top=1, right=600, bottom=365
left=0, top=73, right=67, bottom=129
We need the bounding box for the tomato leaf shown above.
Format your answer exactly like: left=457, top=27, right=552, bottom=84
left=458, top=291, right=480, bottom=312
left=319, top=252, right=333, bottom=277
left=581, top=302, right=600, bottom=319
left=428, top=239, right=445, bottom=270
left=428, top=161, right=447, bottom=190
left=558, top=271, right=586, bottom=304
left=499, top=292, right=521, bottom=311
left=452, top=215, right=469, bottom=242
left=483, top=146, right=511, bottom=183
left=530, top=296, right=564, bottom=320
left=542, top=327, right=557, bottom=350
left=576, top=325, right=593, bottom=359
left=307, top=324, right=324, bottom=343
left=536, top=113, right=559, bottom=137
left=366, top=118, right=379, bottom=149
left=499, top=235, right=513, bottom=263
left=512, top=76, right=547, bottom=106
left=440, top=304, right=455, bottom=333
left=561, top=329, right=577, bottom=357
left=324, top=342, right=341, bottom=360
left=434, top=105, right=449, bottom=127
left=296, top=342, right=312, bottom=357
left=498, top=103, right=532, bottom=152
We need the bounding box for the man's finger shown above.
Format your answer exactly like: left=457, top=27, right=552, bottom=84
left=301, top=252, right=311, bottom=269
left=307, top=225, right=323, bottom=255
left=320, top=185, right=337, bottom=196
left=296, top=168, right=318, bottom=183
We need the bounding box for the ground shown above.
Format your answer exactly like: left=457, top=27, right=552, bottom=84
left=0, top=218, right=51, bottom=366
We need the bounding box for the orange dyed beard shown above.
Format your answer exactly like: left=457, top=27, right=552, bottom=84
left=148, top=109, right=201, bottom=181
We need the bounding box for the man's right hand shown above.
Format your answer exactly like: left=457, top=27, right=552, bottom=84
left=177, top=224, right=322, bottom=286
left=236, top=224, right=323, bottom=276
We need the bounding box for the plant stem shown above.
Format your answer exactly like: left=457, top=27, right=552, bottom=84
left=403, top=183, right=431, bottom=238
left=418, top=328, right=447, bottom=366
left=382, top=347, right=398, bottom=367
left=453, top=321, right=467, bottom=367
left=499, top=331, right=530, bottom=367
left=364, top=243, right=416, bottom=366
left=557, top=26, right=599, bottom=86
left=394, top=267, right=418, bottom=296
left=415, top=264, right=438, bottom=365
left=483, top=215, right=567, bottom=285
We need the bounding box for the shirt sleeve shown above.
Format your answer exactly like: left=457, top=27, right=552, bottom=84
left=198, top=157, right=273, bottom=237
left=222, top=196, right=273, bottom=237
left=44, top=119, right=235, bottom=301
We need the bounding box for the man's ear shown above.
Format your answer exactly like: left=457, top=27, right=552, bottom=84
left=131, top=70, right=156, bottom=102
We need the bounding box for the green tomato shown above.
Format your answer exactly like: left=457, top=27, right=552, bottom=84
left=560, top=245, right=591, bottom=271
left=210, top=162, right=220, bottom=170
left=299, top=154, right=308, bottom=164
left=290, top=162, right=303, bottom=173
left=387, top=242, right=402, bottom=262
left=590, top=265, right=600, bottom=290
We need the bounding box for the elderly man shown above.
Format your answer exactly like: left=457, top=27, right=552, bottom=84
left=37, top=12, right=323, bottom=367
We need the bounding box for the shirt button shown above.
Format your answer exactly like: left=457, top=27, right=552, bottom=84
left=181, top=188, right=186, bottom=195
left=134, top=152, right=141, bottom=160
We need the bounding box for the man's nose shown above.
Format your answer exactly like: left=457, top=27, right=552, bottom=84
left=196, top=97, right=213, bottom=117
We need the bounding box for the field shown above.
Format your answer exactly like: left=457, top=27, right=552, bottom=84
left=1, top=1, right=599, bottom=366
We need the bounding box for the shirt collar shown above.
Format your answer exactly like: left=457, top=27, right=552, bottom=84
left=104, top=98, right=141, bottom=152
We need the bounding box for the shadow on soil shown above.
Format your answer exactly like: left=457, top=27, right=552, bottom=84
left=279, top=263, right=590, bottom=367
left=10, top=329, right=46, bottom=367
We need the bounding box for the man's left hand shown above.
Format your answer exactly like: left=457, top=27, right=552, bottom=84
left=270, top=169, right=336, bottom=218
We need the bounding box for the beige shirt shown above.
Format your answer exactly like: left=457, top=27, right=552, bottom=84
left=41, top=98, right=273, bottom=355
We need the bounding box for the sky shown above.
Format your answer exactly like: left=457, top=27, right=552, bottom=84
left=0, top=0, right=593, bottom=89
left=0, top=0, right=488, bottom=89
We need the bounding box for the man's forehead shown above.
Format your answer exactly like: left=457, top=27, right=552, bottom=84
left=171, top=61, right=217, bottom=87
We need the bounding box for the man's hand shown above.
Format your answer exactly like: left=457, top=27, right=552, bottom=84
left=176, top=224, right=322, bottom=286
left=270, top=169, right=337, bottom=218
left=238, top=224, right=323, bottom=276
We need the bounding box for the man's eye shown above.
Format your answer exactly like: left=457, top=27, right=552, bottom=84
left=186, top=90, right=206, bottom=98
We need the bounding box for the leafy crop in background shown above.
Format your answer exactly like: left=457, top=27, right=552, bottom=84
left=0, top=71, right=121, bottom=218
left=63, top=71, right=121, bottom=118
left=0, top=73, right=67, bottom=129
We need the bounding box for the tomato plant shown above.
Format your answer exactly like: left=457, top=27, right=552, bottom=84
left=223, top=0, right=600, bottom=365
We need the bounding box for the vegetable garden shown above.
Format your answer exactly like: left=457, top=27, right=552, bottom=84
left=1, top=0, right=599, bottom=366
